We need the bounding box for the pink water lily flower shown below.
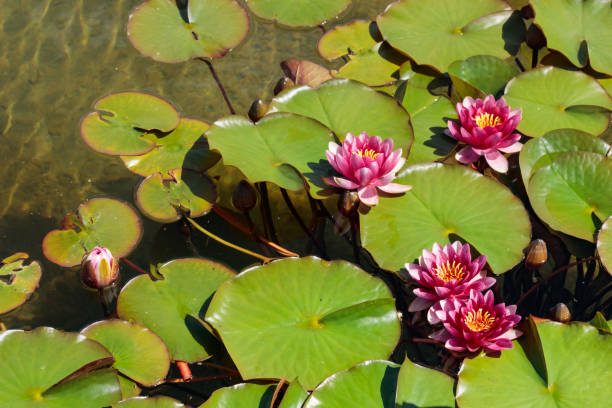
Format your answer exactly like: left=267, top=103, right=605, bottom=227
left=81, top=246, right=119, bottom=290
left=430, top=290, right=522, bottom=354
left=324, top=132, right=411, bottom=206
left=447, top=95, right=522, bottom=173
left=405, top=242, right=495, bottom=323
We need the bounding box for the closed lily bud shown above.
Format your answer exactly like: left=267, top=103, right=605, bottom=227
left=526, top=24, right=546, bottom=50
left=525, top=239, right=547, bottom=270
left=232, top=180, right=257, bottom=212
left=274, top=77, right=294, bottom=95
left=81, top=247, right=119, bottom=289
left=248, top=99, right=268, bottom=122
left=549, top=303, right=571, bottom=323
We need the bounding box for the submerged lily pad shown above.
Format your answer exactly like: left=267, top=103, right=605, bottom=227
left=206, top=257, right=401, bottom=390
left=117, top=258, right=235, bottom=362
left=136, top=169, right=217, bottom=223
left=448, top=55, right=520, bottom=97
left=42, top=198, right=142, bottom=267
left=377, top=0, right=511, bottom=72
left=0, top=327, right=121, bottom=407
left=504, top=67, right=612, bottom=137
left=128, top=0, right=250, bottom=62
left=598, top=216, right=612, bottom=275
left=0, top=254, right=42, bottom=314
left=199, top=381, right=308, bottom=408
left=81, top=92, right=180, bottom=156
left=116, top=396, right=185, bottom=407
left=361, top=164, right=531, bottom=274
left=246, top=0, right=352, bottom=28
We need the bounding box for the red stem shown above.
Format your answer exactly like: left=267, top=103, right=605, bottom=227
left=119, top=257, right=149, bottom=276
left=176, top=361, right=193, bottom=381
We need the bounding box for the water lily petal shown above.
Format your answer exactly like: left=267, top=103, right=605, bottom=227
left=358, top=185, right=379, bottom=206
left=455, top=146, right=480, bottom=164
left=378, top=183, right=412, bottom=194
left=484, top=149, right=508, bottom=173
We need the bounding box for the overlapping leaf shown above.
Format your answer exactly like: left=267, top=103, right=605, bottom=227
left=0, top=254, right=42, bottom=314
left=246, top=0, right=352, bottom=28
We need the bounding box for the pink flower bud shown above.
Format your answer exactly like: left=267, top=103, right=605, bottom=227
left=81, top=247, right=119, bottom=289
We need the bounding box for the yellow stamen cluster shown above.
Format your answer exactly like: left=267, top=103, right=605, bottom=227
left=474, top=112, right=502, bottom=128
left=434, top=260, right=467, bottom=282
left=464, top=308, right=495, bottom=332
left=353, top=148, right=380, bottom=160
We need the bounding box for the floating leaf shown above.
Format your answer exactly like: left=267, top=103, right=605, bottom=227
left=199, top=380, right=307, bottom=408
left=527, top=152, right=612, bottom=242
left=279, top=380, right=309, bottom=408
left=504, top=67, right=612, bottom=137
left=448, top=55, right=520, bottom=97
left=128, top=0, right=249, bottom=62
left=333, top=42, right=402, bottom=86
left=318, top=20, right=377, bottom=61
left=0, top=255, right=41, bottom=314
left=116, top=396, right=185, bottom=407
left=206, top=257, right=401, bottom=389
left=117, top=258, right=235, bottom=362
left=377, top=0, right=511, bottom=72
left=81, top=92, right=179, bottom=156
left=590, top=311, right=611, bottom=332
left=82, top=319, right=171, bottom=387
left=121, top=118, right=220, bottom=177
left=246, top=0, right=352, bottom=28
left=395, top=359, right=455, bottom=407
left=597, top=216, right=612, bottom=275
left=43, top=198, right=142, bottom=267
left=135, top=169, right=217, bottom=223
left=361, top=164, right=531, bottom=274
left=0, top=327, right=121, bottom=407
left=118, top=376, right=141, bottom=400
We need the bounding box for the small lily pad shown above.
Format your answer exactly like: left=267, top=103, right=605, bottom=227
left=199, top=381, right=308, bottom=408
left=0, top=253, right=42, bottom=314
left=135, top=169, right=217, bottom=223
left=246, top=0, right=352, bottom=28
left=42, top=198, right=143, bottom=267
left=128, top=0, right=250, bottom=62
left=597, top=216, right=612, bottom=275
left=318, top=20, right=377, bottom=61
left=117, top=258, right=235, bottom=363
left=448, top=55, right=520, bottom=97
left=81, top=92, right=180, bottom=156
left=115, top=396, right=186, bottom=407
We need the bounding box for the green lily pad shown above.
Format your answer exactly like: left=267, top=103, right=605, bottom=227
left=530, top=0, right=612, bottom=75
left=504, top=67, right=612, bottom=137
left=0, top=254, right=42, bottom=314
left=81, top=319, right=171, bottom=387
left=333, top=42, right=402, bottom=86
left=268, top=79, right=414, bottom=154
left=42, top=198, right=143, bottom=267
left=377, top=0, right=511, bottom=72
left=590, top=311, right=611, bottom=332
left=361, top=163, right=531, bottom=274
left=205, top=257, right=401, bottom=390
left=599, top=78, right=612, bottom=96
left=457, top=322, right=612, bottom=407
left=81, top=92, right=180, bottom=156
left=280, top=380, right=309, bottom=408
left=118, top=376, right=141, bottom=399
left=519, top=129, right=611, bottom=187
left=597, top=216, right=612, bottom=275
left=135, top=169, right=217, bottom=223
left=527, top=152, right=612, bottom=242
left=396, top=359, right=455, bottom=407
left=121, top=118, right=220, bottom=177
left=448, top=55, right=520, bottom=97
left=318, top=20, right=377, bottom=61
left=116, top=396, right=185, bottom=407
left=0, top=327, right=121, bottom=407
left=117, top=258, right=235, bottom=363
left=199, top=381, right=308, bottom=408
left=246, top=0, right=352, bottom=28
left=206, top=113, right=334, bottom=198
left=128, top=0, right=250, bottom=62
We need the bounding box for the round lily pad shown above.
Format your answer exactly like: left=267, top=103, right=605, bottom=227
left=206, top=113, right=334, bottom=198
left=0, top=327, right=121, bottom=407
left=448, top=55, right=520, bottom=97
left=246, top=0, right=352, bottom=28
left=377, top=0, right=511, bottom=72
left=205, top=257, right=401, bottom=390
left=457, top=322, right=612, bottom=407
left=318, top=20, right=377, bottom=61
left=199, top=381, right=308, bottom=408
left=135, top=169, right=217, bottom=223
left=530, top=0, right=612, bottom=75
left=121, top=118, right=220, bottom=177
left=0, top=254, right=42, bottom=314
left=504, top=67, right=612, bottom=137
left=598, top=216, right=612, bottom=275
left=527, top=152, right=612, bottom=242
left=42, top=198, right=143, bottom=267
left=116, top=396, right=185, bottom=407
left=361, top=163, right=531, bottom=274
left=81, top=92, right=180, bottom=156
left=117, top=258, right=235, bottom=363
left=395, top=359, right=455, bottom=407
left=128, top=0, right=250, bottom=63
left=268, top=79, right=414, bottom=154
left=82, top=319, right=171, bottom=387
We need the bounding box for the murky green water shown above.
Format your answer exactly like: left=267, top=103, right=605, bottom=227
left=1, top=0, right=391, bottom=330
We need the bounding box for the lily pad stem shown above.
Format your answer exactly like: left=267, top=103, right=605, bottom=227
left=120, top=257, right=153, bottom=278
left=257, top=182, right=279, bottom=243
left=0, top=321, right=6, bottom=331
left=176, top=361, right=192, bottom=381
left=270, top=376, right=287, bottom=408
left=199, top=58, right=236, bottom=114
left=280, top=188, right=328, bottom=259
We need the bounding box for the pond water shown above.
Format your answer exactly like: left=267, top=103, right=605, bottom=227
left=1, top=0, right=391, bottom=330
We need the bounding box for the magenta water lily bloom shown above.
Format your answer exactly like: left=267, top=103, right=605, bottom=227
left=430, top=290, right=522, bottom=353
left=447, top=95, right=522, bottom=173
left=406, top=242, right=495, bottom=321
left=324, top=132, right=411, bottom=206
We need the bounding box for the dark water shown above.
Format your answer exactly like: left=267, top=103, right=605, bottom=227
left=0, top=0, right=392, bottom=330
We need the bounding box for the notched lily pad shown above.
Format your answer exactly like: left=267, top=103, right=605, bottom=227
left=448, top=55, right=520, bottom=97
left=247, top=0, right=352, bottom=28
left=597, top=216, right=612, bottom=275
left=0, top=253, right=42, bottom=314
left=43, top=198, right=143, bottom=267
left=81, top=92, right=180, bottom=156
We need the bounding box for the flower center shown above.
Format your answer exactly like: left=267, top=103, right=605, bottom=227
left=464, top=308, right=496, bottom=332
left=353, top=148, right=380, bottom=160
left=434, top=260, right=467, bottom=282
left=474, top=112, right=502, bottom=128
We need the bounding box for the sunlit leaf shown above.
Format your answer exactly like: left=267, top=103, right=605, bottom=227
left=246, top=0, right=352, bottom=28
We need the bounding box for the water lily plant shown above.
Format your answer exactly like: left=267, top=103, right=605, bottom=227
left=81, top=246, right=119, bottom=290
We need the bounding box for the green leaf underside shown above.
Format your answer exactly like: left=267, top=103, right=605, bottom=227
left=0, top=258, right=42, bottom=314
left=128, top=0, right=249, bottom=62
left=597, top=216, right=612, bottom=275
left=448, top=55, right=520, bottom=96
left=246, top=0, right=352, bottom=28
left=205, top=257, right=401, bottom=390
left=81, top=92, right=179, bottom=156
left=116, top=396, right=186, bottom=407
left=361, top=163, right=531, bottom=274
left=42, top=198, right=142, bottom=267
left=117, top=258, right=235, bottom=362
left=198, top=382, right=307, bottom=408
left=318, top=20, right=377, bottom=61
